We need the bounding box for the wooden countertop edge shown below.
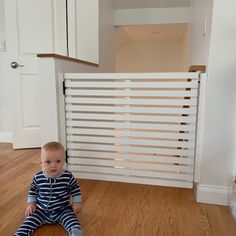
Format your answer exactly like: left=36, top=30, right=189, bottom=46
left=188, top=65, right=206, bottom=72
left=37, top=53, right=99, bottom=67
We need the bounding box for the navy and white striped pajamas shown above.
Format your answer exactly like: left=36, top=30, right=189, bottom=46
left=14, top=170, right=83, bottom=236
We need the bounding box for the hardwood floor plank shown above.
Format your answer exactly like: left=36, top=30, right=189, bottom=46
left=0, top=143, right=236, bottom=236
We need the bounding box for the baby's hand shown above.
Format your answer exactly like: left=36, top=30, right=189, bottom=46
left=25, top=203, right=36, bottom=217
left=72, top=202, right=82, bottom=215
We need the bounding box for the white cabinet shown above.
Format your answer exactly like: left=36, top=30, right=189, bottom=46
left=8, top=0, right=67, bottom=55
left=67, top=0, right=99, bottom=63
left=6, top=0, right=98, bottom=60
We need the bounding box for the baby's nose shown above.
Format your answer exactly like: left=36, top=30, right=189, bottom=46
left=51, top=161, right=57, bottom=167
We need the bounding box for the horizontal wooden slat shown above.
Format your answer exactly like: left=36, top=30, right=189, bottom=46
left=68, top=150, right=194, bottom=165
left=66, top=128, right=195, bottom=140
left=65, top=81, right=198, bottom=88
left=66, top=112, right=196, bottom=123
left=68, top=165, right=193, bottom=181
left=65, top=89, right=198, bottom=97
left=66, top=120, right=196, bottom=132
left=67, top=143, right=194, bottom=156
left=66, top=105, right=197, bottom=115
left=65, top=97, right=198, bottom=106
left=64, top=72, right=199, bottom=79
left=68, top=158, right=193, bottom=172
left=71, top=172, right=193, bottom=188
left=67, top=135, right=195, bottom=148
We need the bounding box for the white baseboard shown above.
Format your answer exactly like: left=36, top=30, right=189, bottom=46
left=0, top=131, right=13, bottom=143
left=196, top=183, right=230, bottom=206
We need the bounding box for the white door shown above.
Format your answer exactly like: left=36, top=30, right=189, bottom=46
left=4, top=0, right=57, bottom=148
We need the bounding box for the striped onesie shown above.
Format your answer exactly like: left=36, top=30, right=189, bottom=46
left=14, top=170, right=83, bottom=236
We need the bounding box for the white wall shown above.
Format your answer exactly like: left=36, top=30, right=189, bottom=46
left=182, top=25, right=190, bottom=71
left=39, top=58, right=100, bottom=147
left=191, top=0, right=236, bottom=205
left=116, top=30, right=188, bottom=72
left=115, top=27, right=131, bottom=53
left=190, top=0, right=213, bottom=65
left=98, top=0, right=115, bottom=72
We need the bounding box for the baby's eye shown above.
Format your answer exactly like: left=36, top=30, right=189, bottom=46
left=56, top=160, right=62, bottom=164
left=46, top=161, right=51, bottom=164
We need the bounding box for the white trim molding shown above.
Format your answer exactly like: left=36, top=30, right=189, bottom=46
left=194, top=73, right=208, bottom=182
left=196, top=183, right=230, bottom=206
left=113, top=7, right=190, bottom=26
left=0, top=131, right=13, bottom=143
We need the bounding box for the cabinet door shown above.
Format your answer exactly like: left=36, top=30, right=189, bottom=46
left=68, top=0, right=98, bottom=63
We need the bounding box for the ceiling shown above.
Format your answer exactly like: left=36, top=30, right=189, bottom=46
left=113, top=0, right=190, bottom=9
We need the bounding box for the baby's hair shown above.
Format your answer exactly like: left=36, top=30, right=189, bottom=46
left=42, top=141, right=65, bottom=153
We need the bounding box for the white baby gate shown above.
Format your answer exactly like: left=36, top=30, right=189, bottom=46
left=63, top=72, right=203, bottom=188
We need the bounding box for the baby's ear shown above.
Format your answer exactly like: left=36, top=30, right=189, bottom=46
left=34, top=157, right=41, bottom=165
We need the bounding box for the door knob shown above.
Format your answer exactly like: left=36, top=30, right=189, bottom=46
left=11, top=61, right=24, bottom=69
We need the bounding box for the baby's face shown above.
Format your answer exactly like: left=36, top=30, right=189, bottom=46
left=41, top=149, right=65, bottom=177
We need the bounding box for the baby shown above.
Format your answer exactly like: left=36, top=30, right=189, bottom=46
left=14, top=141, right=83, bottom=236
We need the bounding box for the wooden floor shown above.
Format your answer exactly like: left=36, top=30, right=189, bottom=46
left=0, top=143, right=235, bottom=236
